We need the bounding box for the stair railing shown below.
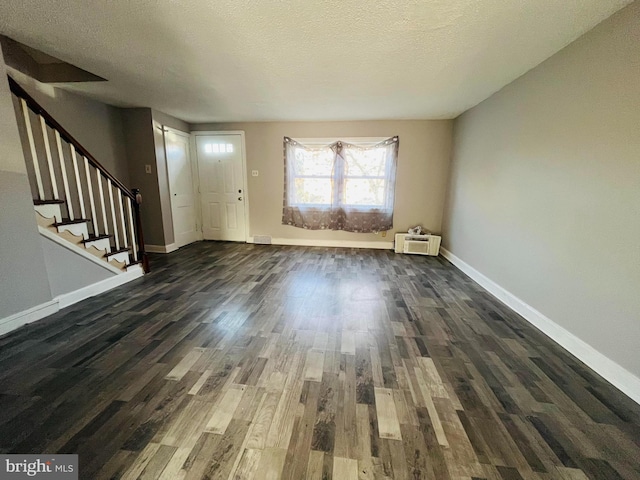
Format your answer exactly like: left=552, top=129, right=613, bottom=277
left=8, top=76, right=149, bottom=273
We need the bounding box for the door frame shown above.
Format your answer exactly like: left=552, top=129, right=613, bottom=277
left=190, top=130, right=250, bottom=243
left=163, top=126, right=202, bottom=247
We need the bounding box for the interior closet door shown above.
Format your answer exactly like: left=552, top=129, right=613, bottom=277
left=164, top=128, right=198, bottom=248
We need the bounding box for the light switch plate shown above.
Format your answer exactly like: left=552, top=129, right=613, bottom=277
left=145, top=164, right=152, bottom=174
left=252, top=170, right=259, bottom=177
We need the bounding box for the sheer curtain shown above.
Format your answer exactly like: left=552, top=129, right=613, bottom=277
left=282, top=136, right=399, bottom=232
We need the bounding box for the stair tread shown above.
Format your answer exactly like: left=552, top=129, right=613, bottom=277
left=34, top=199, right=65, bottom=205
left=53, top=218, right=91, bottom=226
left=82, top=234, right=112, bottom=243
left=104, top=247, right=131, bottom=257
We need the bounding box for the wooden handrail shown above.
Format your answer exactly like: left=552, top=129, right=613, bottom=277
left=132, top=189, right=150, bottom=273
left=7, top=75, right=135, bottom=200
left=8, top=75, right=149, bottom=273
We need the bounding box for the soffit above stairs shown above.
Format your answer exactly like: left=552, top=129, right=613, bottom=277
left=0, top=35, right=106, bottom=83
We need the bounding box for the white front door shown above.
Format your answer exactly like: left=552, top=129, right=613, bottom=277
left=195, top=133, right=247, bottom=242
left=165, top=129, right=198, bottom=248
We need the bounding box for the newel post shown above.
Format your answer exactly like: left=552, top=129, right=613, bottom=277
left=132, top=188, right=150, bottom=273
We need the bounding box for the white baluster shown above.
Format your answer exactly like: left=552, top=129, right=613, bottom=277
left=55, top=132, right=73, bottom=220
left=127, top=198, right=138, bottom=262
left=97, top=173, right=109, bottom=235
left=21, top=100, right=44, bottom=199
left=39, top=116, right=59, bottom=199
left=84, top=158, right=99, bottom=236
left=70, top=148, right=86, bottom=219
left=108, top=179, right=120, bottom=250
left=118, top=192, right=128, bottom=248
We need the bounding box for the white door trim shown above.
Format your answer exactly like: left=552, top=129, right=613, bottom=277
left=163, top=126, right=200, bottom=247
left=191, top=131, right=250, bottom=242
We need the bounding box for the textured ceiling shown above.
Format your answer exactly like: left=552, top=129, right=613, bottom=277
left=0, top=0, right=632, bottom=123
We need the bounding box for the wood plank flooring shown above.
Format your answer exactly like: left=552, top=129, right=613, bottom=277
left=1, top=241, right=639, bottom=479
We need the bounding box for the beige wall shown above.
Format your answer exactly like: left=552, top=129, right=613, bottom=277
left=191, top=120, right=453, bottom=243
left=443, top=2, right=640, bottom=377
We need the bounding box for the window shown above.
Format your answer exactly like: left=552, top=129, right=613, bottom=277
left=204, top=143, right=233, bottom=153
left=342, top=146, right=390, bottom=207
left=283, top=136, right=399, bottom=232
left=289, top=146, right=334, bottom=206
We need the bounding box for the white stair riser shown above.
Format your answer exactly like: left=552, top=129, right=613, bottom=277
left=57, top=223, right=89, bottom=240
left=85, top=237, right=111, bottom=253
left=34, top=204, right=62, bottom=223
left=108, top=251, right=130, bottom=264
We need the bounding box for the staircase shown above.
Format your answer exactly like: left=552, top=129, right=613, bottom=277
left=9, top=76, right=149, bottom=274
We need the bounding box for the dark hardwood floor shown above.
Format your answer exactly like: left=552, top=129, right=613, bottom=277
left=0, top=241, right=639, bottom=480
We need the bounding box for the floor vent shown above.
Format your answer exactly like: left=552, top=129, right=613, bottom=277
left=253, top=235, right=272, bottom=245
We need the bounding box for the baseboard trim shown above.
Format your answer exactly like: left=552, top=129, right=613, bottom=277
left=440, top=247, right=640, bottom=405
left=248, top=236, right=394, bottom=250
left=57, top=265, right=144, bottom=309
left=0, top=299, right=59, bottom=337
left=146, top=243, right=178, bottom=254
left=0, top=265, right=145, bottom=337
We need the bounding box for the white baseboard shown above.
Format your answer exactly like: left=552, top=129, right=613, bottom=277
left=0, top=299, right=59, bottom=337
left=248, top=236, right=394, bottom=250
left=440, top=247, right=640, bottom=405
left=57, top=265, right=144, bottom=309
left=146, top=243, right=178, bottom=254
left=0, top=265, right=144, bottom=337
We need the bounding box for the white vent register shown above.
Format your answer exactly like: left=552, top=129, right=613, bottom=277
left=394, top=233, right=441, bottom=256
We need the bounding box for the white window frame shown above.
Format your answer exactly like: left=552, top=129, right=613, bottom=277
left=288, top=137, right=392, bottom=210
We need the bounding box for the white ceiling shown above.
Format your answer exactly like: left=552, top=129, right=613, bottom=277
left=0, top=0, right=632, bottom=123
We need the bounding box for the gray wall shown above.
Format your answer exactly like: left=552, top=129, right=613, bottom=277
left=443, top=2, right=640, bottom=377
left=190, top=120, right=453, bottom=243
left=41, top=237, right=114, bottom=297
left=13, top=74, right=130, bottom=185
left=122, top=108, right=166, bottom=246
left=122, top=108, right=190, bottom=247
left=0, top=44, right=52, bottom=319
left=153, top=109, right=189, bottom=133
left=0, top=171, right=53, bottom=319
